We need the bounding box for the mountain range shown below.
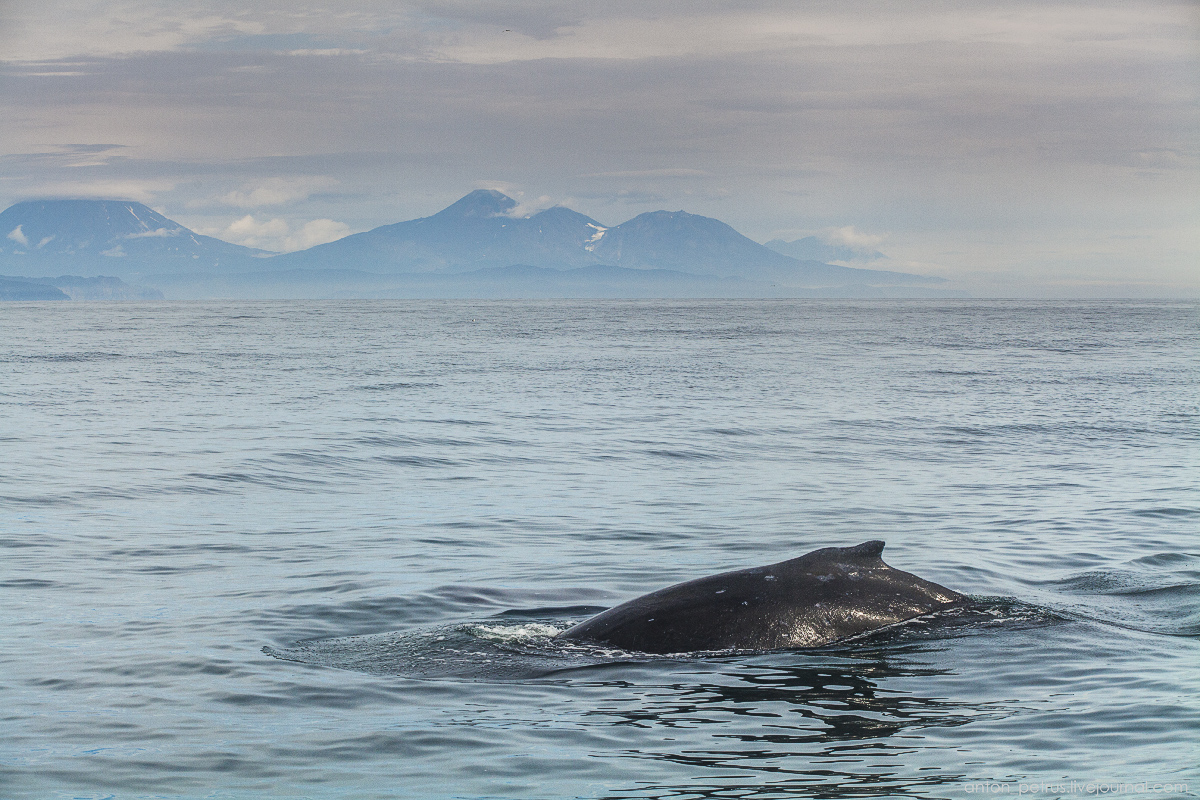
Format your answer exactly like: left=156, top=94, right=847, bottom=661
left=0, top=191, right=957, bottom=298
left=0, top=199, right=269, bottom=276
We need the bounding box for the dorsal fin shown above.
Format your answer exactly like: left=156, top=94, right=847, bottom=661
left=843, top=540, right=885, bottom=560
left=780, top=540, right=887, bottom=570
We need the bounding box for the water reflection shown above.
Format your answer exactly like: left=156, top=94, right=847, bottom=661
left=265, top=602, right=1051, bottom=797
left=565, top=656, right=1005, bottom=798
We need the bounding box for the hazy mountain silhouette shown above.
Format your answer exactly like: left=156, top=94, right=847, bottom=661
left=0, top=199, right=267, bottom=277
left=273, top=189, right=608, bottom=273
left=273, top=190, right=939, bottom=287
left=0, top=276, right=69, bottom=300
left=0, top=274, right=163, bottom=301
left=765, top=236, right=887, bottom=263
left=0, top=192, right=954, bottom=298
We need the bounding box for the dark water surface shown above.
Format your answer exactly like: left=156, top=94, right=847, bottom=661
left=1, top=300, right=1197, bottom=799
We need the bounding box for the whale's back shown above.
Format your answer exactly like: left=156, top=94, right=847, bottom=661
left=556, top=541, right=965, bottom=653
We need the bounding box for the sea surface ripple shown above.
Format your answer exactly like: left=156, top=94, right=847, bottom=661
left=1, top=300, right=1197, bottom=799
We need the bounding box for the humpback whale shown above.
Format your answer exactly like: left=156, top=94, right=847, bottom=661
left=556, top=541, right=965, bottom=653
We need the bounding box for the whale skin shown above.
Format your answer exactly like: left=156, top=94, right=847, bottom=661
left=555, top=541, right=966, bottom=653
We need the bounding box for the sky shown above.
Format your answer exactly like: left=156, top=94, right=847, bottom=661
left=1, top=0, right=1196, bottom=296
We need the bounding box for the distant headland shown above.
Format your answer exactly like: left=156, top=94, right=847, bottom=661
left=0, top=191, right=959, bottom=300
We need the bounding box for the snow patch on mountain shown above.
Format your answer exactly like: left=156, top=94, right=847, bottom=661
left=584, top=223, right=607, bottom=252
left=124, top=228, right=181, bottom=239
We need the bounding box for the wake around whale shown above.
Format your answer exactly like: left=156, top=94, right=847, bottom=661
left=556, top=541, right=966, bottom=653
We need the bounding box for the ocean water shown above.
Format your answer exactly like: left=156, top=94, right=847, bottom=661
left=1, top=299, right=1197, bottom=800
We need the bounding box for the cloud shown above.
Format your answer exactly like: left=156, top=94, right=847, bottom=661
left=13, top=179, right=176, bottom=203
left=202, top=214, right=351, bottom=252
left=214, top=215, right=289, bottom=248
left=7, top=225, right=29, bottom=246
left=822, top=226, right=885, bottom=251
left=505, top=195, right=556, bottom=218
left=412, top=0, right=586, bottom=40
left=284, top=48, right=369, bottom=57
left=4, top=1, right=1194, bottom=68
left=284, top=218, right=352, bottom=250
left=581, top=169, right=712, bottom=179
left=472, top=179, right=522, bottom=194
left=468, top=182, right=559, bottom=217
left=0, top=1, right=1195, bottom=294
left=0, top=143, right=129, bottom=168
left=219, top=176, right=340, bottom=208
left=0, top=2, right=266, bottom=61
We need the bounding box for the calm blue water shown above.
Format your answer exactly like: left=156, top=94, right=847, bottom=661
left=1, top=300, right=1197, bottom=800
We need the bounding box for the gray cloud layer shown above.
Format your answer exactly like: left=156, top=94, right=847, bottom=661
left=1, top=0, right=1196, bottom=293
